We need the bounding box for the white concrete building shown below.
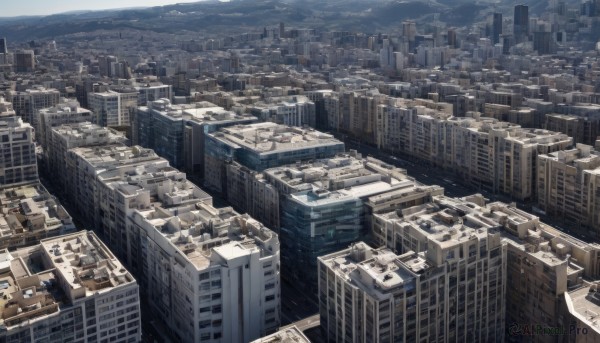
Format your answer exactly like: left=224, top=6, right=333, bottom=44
left=0, top=112, right=37, bottom=189
left=88, top=90, right=138, bottom=128
left=37, top=98, right=95, bottom=152
left=0, top=231, right=141, bottom=343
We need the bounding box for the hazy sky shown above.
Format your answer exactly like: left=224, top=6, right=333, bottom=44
left=2, top=0, right=203, bottom=17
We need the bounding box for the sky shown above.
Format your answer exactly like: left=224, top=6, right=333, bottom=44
left=1, top=0, right=204, bottom=17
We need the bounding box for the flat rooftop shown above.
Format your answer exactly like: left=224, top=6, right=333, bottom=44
left=0, top=183, right=74, bottom=248
left=208, top=122, right=343, bottom=154
left=0, top=231, right=136, bottom=329
left=137, top=202, right=277, bottom=270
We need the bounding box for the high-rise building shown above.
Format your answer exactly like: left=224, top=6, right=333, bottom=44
left=514, top=4, right=530, bottom=43
left=204, top=122, right=345, bottom=194
left=533, top=31, right=556, bottom=54
left=13, top=50, right=35, bottom=73
left=37, top=98, right=95, bottom=151
left=319, top=239, right=505, bottom=342
left=0, top=231, right=142, bottom=343
left=133, top=99, right=256, bottom=171
left=492, top=13, right=503, bottom=44
left=373, top=103, right=572, bottom=202
left=243, top=153, right=443, bottom=289
left=88, top=89, right=138, bottom=128
left=9, top=87, right=60, bottom=130
left=537, top=144, right=600, bottom=237
left=134, top=82, right=172, bottom=106
left=0, top=108, right=38, bottom=189
left=0, top=37, right=7, bottom=54
left=46, top=131, right=281, bottom=342
left=0, top=183, right=75, bottom=249
left=249, top=95, right=316, bottom=128
left=321, top=194, right=600, bottom=342
left=46, top=122, right=126, bottom=195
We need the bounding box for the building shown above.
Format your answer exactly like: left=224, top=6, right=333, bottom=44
left=0, top=231, right=141, bottom=343
left=229, top=153, right=442, bottom=289
left=374, top=105, right=572, bottom=201
left=514, top=4, right=530, bottom=43
left=9, top=87, right=60, bottom=130
left=319, top=239, right=505, bottom=342
left=134, top=82, right=172, bottom=106
left=0, top=38, right=7, bottom=54
left=249, top=95, right=316, bottom=128
left=46, top=123, right=126, bottom=195
left=13, top=50, right=35, bottom=73
left=45, top=127, right=282, bottom=342
left=537, top=144, right=600, bottom=237
left=250, top=326, right=310, bottom=343
left=129, top=202, right=281, bottom=343
left=0, top=183, right=75, bottom=250
left=351, top=194, right=600, bottom=343
left=492, top=13, right=503, bottom=45
left=561, top=283, right=600, bottom=342
left=204, top=122, right=345, bottom=194
left=88, top=90, right=138, bottom=128
left=37, top=99, right=95, bottom=153
left=134, top=99, right=256, bottom=171
left=0, top=111, right=37, bottom=189
left=545, top=113, right=599, bottom=146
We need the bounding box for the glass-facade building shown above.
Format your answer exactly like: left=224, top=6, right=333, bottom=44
left=280, top=190, right=365, bottom=291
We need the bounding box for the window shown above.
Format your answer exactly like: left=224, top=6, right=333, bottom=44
left=199, top=272, right=209, bottom=281
left=211, top=293, right=221, bottom=300
left=265, top=295, right=275, bottom=302
left=199, top=320, right=211, bottom=329
left=212, top=305, right=221, bottom=314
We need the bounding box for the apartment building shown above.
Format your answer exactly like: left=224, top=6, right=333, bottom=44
left=0, top=112, right=37, bottom=189
left=88, top=90, right=137, bottom=128
left=249, top=95, right=316, bottom=128
left=374, top=104, right=572, bottom=201
left=0, top=183, right=75, bottom=250
left=46, top=136, right=281, bottom=343
left=360, top=194, right=600, bottom=343
left=545, top=113, right=600, bottom=146
left=204, top=122, right=344, bottom=194
left=129, top=202, right=280, bottom=343
left=46, top=123, right=125, bottom=196
left=323, top=90, right=388, bottom=145
left=319, top=238, right=505, bottom=342
left=537, top=144, right=600, bottom=237
left=233, top=153, right=440, bottom=290
left=0, top=231, right=141, bottom=343
left=37, top=98, right=95, bottom=151
left=8, top=87, right=60, bottom=131
left=134, top=98, right=256, bottom=171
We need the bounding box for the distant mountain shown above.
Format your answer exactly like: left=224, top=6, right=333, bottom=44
left=0, top=0, right=580, bottom=42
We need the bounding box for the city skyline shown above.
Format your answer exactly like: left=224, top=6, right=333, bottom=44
left=3, top=0, right=600, bottom=341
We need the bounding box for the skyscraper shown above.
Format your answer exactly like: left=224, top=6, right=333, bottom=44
left=0, top=37, right=7, bottom=54
left=492, top=12, right=502, bottom=44
left=514, top=4, right=530, bottom=43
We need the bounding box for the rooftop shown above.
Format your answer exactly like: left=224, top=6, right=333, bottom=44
left=0, top=231, right=136, bottom=329
left=208, top=122, right=343, bottom=154
left=0, top=183, right=74, bottom=248
left=136, top=202, right=278, bottom=270
left=250, top=326, right=311, bottom=343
